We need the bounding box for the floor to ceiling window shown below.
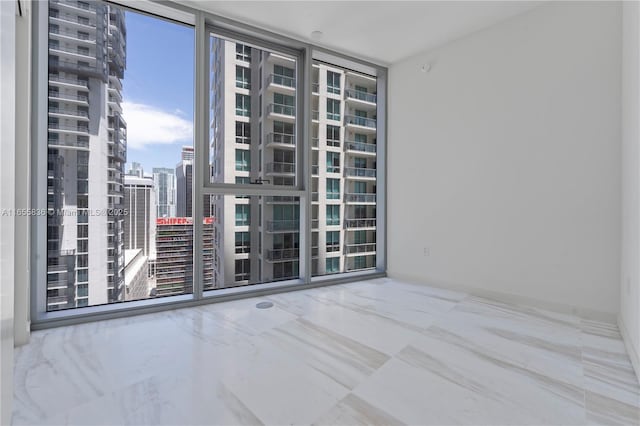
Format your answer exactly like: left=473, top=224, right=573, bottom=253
left=33, top=0, right=386, bottom=325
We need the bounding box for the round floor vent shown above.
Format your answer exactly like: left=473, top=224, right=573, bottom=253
left=255, top=301, right=274, bottom=309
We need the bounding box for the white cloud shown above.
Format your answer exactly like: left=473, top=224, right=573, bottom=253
left=122, top=101, right=192, bottom=150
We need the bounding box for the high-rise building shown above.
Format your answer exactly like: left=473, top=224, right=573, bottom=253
left=209, top=40, right=377, bottom=289
left=124, top=248, right=149, bottom=301
left=123, top=175, right=156, bottom=259
left=126, top=161, right=144, bottom=177
left=175, top=153, right=193, bottom=218
left=154, top=217, right=214, bottom=296
left=152, top=167, right=176, bottom=218
left=46, top=0, right=127, bottom=309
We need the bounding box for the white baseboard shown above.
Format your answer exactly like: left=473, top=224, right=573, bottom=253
left=388, top=273, right=617, bottom=324
left=618, top=315, right=640, bottom=385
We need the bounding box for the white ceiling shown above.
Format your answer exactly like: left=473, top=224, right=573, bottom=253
left=184, top=1, right=542, bottom=65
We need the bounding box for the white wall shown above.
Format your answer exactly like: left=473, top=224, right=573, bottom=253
left=0, top=0, right=16, bottom=423
left=388, top=1, right=622, bottom=317
left=621, top=0, right=640, bottom=378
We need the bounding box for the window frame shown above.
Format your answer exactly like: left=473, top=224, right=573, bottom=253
left=30, top=0, right=387, bottom=328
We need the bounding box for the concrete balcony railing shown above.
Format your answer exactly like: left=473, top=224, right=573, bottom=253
left=47, top=138, right=89, bottom=150
left=344, top=243, right=377, bottom=255
left=48, top=123, right=89, bottom=134
left=49, top=12, right=97, bottom=28
left=345, top=89, right=377, bottom=104
left=266, top=162, right=295, bottom=175
left=345, top=218, right=377, bottom=228
left=266, top=248, right=299, bottom=262
left=51, top=0, right=97, bottom=12
left=266, top=132, right=295, bottom=147
left=48, top=43, right=95, bottom=60
left=268, top=74, right=296, bottom=89
left=345, top=115, right=377, bottom=129
left=48, top=75, right=89, bottom=88
left=345, top=141, right=377, bottom=154
left=265, top=220, right=299, bottom=232
left=48, top=90, right=89, bottom=103
left=49, top=27, right=96, bottom=42
left=345, top=193, right=376, bottom=203
left=344, top=167, right=376, bottom=179
left=49, top=107, right=89, bottom=119
left=267, top=103, right=295, bottom=117
left=49, top=60, right=100, bottom=76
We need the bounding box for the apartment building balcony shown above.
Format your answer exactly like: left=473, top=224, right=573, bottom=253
left=48, top=27, right=96, bottom=44
left=48, top=43, right=96, bottom=62
left=311, top=219, right=319, bottom=229
left=265, top=196, right=299, bottom=204
left=48, top=90, right=89, bottom=105
left=47, top=295, right=72, bottom=306
left=344, top=167, right=376, bottom=180
left=267, top=103, right=295, bottom=122
left=344, top=115, right=377, bottom=132
left=267, top=74, right=296, bottom=92
left=46, top=279, right=71, bottom=291
left=266, top=132, right=295, bottom=149
left=345, top=89, right=377, bottom=105
left=108, top=144, right=126, bottom=162
left=312, top=137, right=319, bottom=148
left=345, top=141, right=377, bottom=156
left=108, top=73, right=123, bottom=90
left=345, top=193, right=377, bottom=204
left=48, top=123, right=89, bottom=136
left=346, top=257, right=377, bottom=272
left=49, top=137, right=89, bottom=151
left=344, top=243, right=377, bottom=256
left=265, top=248, right=299, bottom=262
left=48, top=74, right=88, bottom=89
left=312, top=192, right=319, bottom=202
left=265, top=220, right=300, bottom=232
left=108, top=95, right=123, bottom=112
left=312, top=83, right=319, bottom=95
left=312, top=110, right=319, bottom=122
left=345, top=218, right=377, bottom=229
left=49, top=59, right=101, bottom=79
left=265, top=162, right=295, bottom=176
left=48, top=12, right=97, bottom=29
left=47, top=263, right=69, bottom=274
left=48, top=107, right=89, bottom=121
left=311, top=165, right=318, bottom=176
left=50, top=0, right=97, bottom=14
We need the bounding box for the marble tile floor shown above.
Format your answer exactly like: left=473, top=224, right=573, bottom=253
left=12, top=278, right=640, bottom=425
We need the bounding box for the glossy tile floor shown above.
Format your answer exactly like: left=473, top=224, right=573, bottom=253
left=12, top=278, right=640, bottom=425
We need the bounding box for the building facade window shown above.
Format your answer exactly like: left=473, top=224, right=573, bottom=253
left=235, top=66, right=251, bottom=89
left=34, top=0, right=384, bottom=323
left=326, top=205, right=340, bottom=226
left=327, top=99, right=340, bottom=121
left=236, top=94, right=251, bottom=117
left=235, top=149, right=250, bottom=171
left=235, top=204, right=250, bottom=226
left=327, top=71, right=341, bottom=94
left=326, top=178, right=340, bottom=199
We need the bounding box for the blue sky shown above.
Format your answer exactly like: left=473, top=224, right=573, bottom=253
left=121, top=10, right=194, bottom=175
